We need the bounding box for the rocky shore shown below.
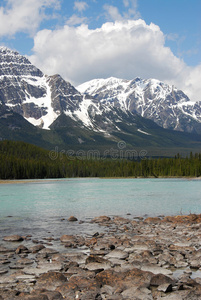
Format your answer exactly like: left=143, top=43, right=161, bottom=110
left=1, top=214, right=201, bottom=299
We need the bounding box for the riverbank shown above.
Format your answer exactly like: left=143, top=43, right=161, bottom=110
left=1, top=214, right=201, bottom=299
left=0, top=176, right=201, bottom=184
left=0, top=179, right=67, bottom=184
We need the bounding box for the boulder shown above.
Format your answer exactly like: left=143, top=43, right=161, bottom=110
left=150, top=274, right=175, bottom=286
left=29, top=289, right=63, bottom=300
left=96, top=268, right=153, bottom=290
left=29, top=244, right=45, bottom=253
left=3, top=235, right=24, bottom=242
left=35, top=271, right=67, bottom=291
left=122, top=286, right=153, bottom=300
left=56, top=276, right=100, bottom=299
left=105, top=250, right=129, bottom=260
left=141, top=264, right=173, bottom=275
left=60, top=235, right=76, bottom=243
left=15, top=245, right=29, bottom=254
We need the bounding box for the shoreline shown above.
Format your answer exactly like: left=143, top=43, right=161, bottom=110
left=1, top=213, right=201, bottom=299
left=1, top=176, right=201, bottom=184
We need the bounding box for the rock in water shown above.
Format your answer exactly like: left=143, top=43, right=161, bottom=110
left=68, top=216, right=78, bottom=222
left=3, top=235, right=24, bottom=242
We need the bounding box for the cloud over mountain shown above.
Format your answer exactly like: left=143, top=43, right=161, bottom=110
left=29, top=19, right=201, bottom=102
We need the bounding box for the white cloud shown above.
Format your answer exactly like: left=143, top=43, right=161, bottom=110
left=66, top=14, right=88, bottom=26
left=104, top=0, right=141, bottom=21
left=180, top=64, right=201, bottom=101
left=123, top=0, right=130, bottom=8
left=0, top=0, right=60, bottom=37
left=123, top=0, right=141, bottom=20
left=29, top=19, right=201, bottom=102
left=103, top=5, right=123, bottom=21
left=166, top=33, right=179, bottom=41
left=74, top=1, right=88, bottom=12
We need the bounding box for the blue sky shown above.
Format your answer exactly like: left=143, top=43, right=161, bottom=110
left=0, top=0, right=201, bottom=101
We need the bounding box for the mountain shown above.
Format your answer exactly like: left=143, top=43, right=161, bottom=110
left=1, top=46, right=201, bottom=157
left=77, top=77, right=201, bottom=134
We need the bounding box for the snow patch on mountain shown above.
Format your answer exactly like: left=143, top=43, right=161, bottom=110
left=73, top=96, right=95, bottom=128
left=137, top=129, right=151, bottom=135
left=77, top=76, right=201, bottom=133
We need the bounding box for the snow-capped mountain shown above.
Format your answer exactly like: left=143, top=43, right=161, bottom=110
left=77, top=77, right=201, bottom=134
left=1, top=46, right=201, bottom=154
left=0, top=47, right=128, bottom=134
left=0, top=47, right=85, bottom=129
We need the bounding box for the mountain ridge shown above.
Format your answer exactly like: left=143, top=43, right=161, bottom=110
left=77, top=76, right=201, bottom=134
left=1, top=46, right=201, bottom=157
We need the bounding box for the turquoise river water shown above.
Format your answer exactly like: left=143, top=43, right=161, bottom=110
left=0, top=178, right=201, bottom=240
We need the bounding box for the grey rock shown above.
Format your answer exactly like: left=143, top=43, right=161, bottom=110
left=105, top=250, right=129, bottom=260
left=157, top=283, right=172, bottom=293
left=141, top=264, right=173, bottom=275
left=121, top=286, right=153, bottom=299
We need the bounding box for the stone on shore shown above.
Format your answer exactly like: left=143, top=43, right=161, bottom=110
left=3, top=235, right=24, bottom=242
left=68, top=216, right=78, bottom=222
left=1, top=213, right=201, bottom=299
left=35, top=272, right=67, bottom=291
left=91, top=216, right=111, bottom=223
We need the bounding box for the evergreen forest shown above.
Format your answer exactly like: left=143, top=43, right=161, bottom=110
left=1, top=140, right=201, bottom=179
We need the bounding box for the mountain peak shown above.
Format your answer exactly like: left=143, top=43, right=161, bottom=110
left=0, top=46, right=18, bottom=54
left=1, top=47, right=201, bottom=137
left=0, top=46, right=43, bottom=78
left=77, top=76, right=201, bottom=133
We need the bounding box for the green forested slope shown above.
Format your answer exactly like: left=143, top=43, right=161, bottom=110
left=0, top=140, right=201, bottom=179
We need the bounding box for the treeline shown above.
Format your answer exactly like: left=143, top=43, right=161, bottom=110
left=1, top=140, right=201, bottom=179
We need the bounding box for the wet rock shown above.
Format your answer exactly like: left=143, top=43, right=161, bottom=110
left=150, top=273, right=175, bottom=286
left=0, top=268, right=8, bottom=275
left=105, top=250, right=129, bottom=260
left=60, top=235, right=76, bottom=243
left=189, top=260, right=200, bottom=269
left=68, top=216, right=78, bottom=222
left=29, top=244, right=45, bottom=253
left=91, top=216, right=111, bottom=223
left=144, top=217, right=161, bottom=224
left=63, top=252, right=87, bottom=265
left=16, top=258, right=34, bottom=265
left=86, top=255, right=109, bottom=264
left=15, top=274, right=36, bottom=283
left=3, top=235, right=24, bottom=242
left=0, top=246, right=10, bottom=253
left=28, top=289, right=63, bottom=300
left=35, top=261, right=63, bottom=273
left=141, top=263, right=173, bottom=275
left=85, top=262, right=110, bottom=272
left=21, top=295, right=49, bottom=300
left=0, top=258, right=10, bottom=264
left=15, top=245, right=30, bottom=254
left=36, top=247, right=58, bottom=259
left=157, top=283, right=173, bottom=293
left=56, top=275, right=100, bottom=298
left=35, top=271, right=67, bottom=291
left=121, top=286, right=153, bottom=300
left=113, top=216, right=130, bottom=225
left=96, top=268, right=153, bottom=290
